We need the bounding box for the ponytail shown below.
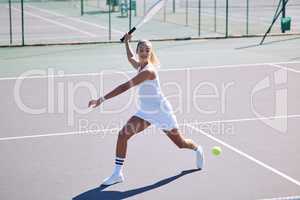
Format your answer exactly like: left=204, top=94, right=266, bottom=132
left=149, top=50, right=160, bottom=66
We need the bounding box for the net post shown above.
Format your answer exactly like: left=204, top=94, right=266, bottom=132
left=9, top=0, right=12, bottom=44
left=21, top=0, right=24, bottom=46
left=225, top=0, right=228, bottom=37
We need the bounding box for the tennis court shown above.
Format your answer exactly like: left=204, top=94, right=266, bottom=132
left=0, top=34, right=300, bottom=199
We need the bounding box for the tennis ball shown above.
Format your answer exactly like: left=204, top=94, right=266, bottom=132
left=212, top=146, right=222, bottom=156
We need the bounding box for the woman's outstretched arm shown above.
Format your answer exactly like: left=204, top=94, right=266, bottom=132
left=88, top=70, right=155, bottom=108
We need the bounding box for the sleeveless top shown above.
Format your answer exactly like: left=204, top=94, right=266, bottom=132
left=137, top=64, right=166, bottom=109
left=135, top=64, right=178, bottom=130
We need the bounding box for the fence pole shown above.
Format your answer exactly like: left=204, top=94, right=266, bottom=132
left=185, top=0, right=188, bottom=26
left=9, top=0, right=12, bottom=44
left=129, top=0, right=132, bottom=30
left=282, top=0, right=286, bottom=33
left=164, top=3, right=166, bottom=22
left=108, top=0, right=111, bottom=40
left=21, top=0, right=24, bottom=45
left=225, top=0, right=228, bottom=37
left=173, top=0, right=175, bottom=13
left=214, top=0, right=216, bottom=32
left=198, top=0, right=201, bottom=36
left=80, top=0, right=84, bottom=16
left=246, top=0, right=249, bottom=35
left=144, top=0, right=146, bottom=16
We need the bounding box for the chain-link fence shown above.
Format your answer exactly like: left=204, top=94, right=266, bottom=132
left=0, top=0, right=299, bottom=46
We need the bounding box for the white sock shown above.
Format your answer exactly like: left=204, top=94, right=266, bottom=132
left=113, top=157, right=125, bottom=175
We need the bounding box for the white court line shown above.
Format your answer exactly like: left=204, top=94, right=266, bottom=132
left=187, top=114, right=300, bottom=126
left=186, top=124, right=300, bottom=187
left=26, top=5, right=124, bottom=34
left=1, top=61, right=300, bottom=81
left=269, top=64, right=300, bottom=74
left=258, top=195, right=300, bottom=200
left=0, top=114, right=299, bottom=142
left=10, top=6, right=97, bottom=37
left=0, top=128, right=119, bottom=141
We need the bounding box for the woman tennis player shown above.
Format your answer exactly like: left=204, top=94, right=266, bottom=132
left=88, top=33, right=204, bottom=186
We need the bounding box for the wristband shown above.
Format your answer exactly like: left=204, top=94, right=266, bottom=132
left=99, top=96, right=106, bottom=102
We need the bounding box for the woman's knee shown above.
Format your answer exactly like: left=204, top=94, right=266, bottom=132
left=118, top=129, right=133, bottom=142
left=175, top=140, right=185, bottom=149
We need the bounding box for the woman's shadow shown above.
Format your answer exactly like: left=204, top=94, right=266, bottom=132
left=73, top=169, right=200, bottom=200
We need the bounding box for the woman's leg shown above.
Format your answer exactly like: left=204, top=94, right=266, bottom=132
left=164, top=128, right=204, bottom=169
left=164, top=128, right=198, bottom=150
left=102, top=116, right=151, bottom=186
left=116, top=115, right=151, bottom=158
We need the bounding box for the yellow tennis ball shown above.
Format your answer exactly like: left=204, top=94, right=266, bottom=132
left=212, top=146, right=222, bottom=156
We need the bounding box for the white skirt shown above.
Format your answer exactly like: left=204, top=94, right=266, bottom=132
left=134, top=98, right=179, bottom=131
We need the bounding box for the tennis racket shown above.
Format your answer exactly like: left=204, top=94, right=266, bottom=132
left=120, top=0, right=168, bottom=42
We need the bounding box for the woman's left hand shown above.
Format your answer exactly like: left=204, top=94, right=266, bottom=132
left=88, top=98, right=101, bottom=108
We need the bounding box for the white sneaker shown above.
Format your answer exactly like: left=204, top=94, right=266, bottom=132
left=196, top=146, right=204, bottom=170
left=101, top=173, right=124, bottom=186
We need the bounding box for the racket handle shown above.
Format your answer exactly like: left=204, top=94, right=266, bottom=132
left=120, top=27, right=136, bottom=42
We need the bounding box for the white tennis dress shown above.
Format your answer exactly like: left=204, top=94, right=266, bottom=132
left=134, top=64, right=178, bottom=131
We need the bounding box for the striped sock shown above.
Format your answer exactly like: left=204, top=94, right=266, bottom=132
left=113, top=157, right=125, bottom=175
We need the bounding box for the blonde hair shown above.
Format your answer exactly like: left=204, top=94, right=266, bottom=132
left=136, top=40, right=160, bottom=66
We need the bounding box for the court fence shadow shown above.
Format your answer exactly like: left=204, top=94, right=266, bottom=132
left=73, top=169, right=200, bottom=200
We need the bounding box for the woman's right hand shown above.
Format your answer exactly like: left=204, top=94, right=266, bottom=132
left=124, top=33, right=132, bottom=43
